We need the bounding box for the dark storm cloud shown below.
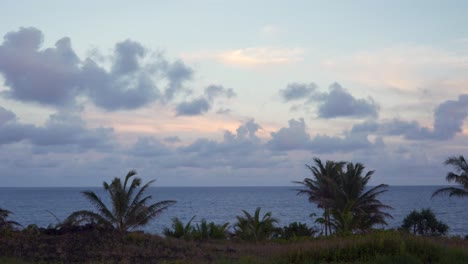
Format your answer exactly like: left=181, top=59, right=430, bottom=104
left=267, top=118, right=376, bottom=153
left=350, top=94, right=468, bottom=141
left=0, top=27, right=194, bottom=111
left=315, top=83, right=379, bottom=118
left=0, top=107, right=114, bottom=152
left=279, top=83, right=318, bottom=101
left=175, top=85, right=236, bottom=116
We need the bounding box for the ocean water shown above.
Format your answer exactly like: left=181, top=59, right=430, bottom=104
left=0, top=186, right=466, bottom=236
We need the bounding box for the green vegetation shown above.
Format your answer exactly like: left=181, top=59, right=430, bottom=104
left=234, top=207, right=278, bottom=242
left=0, top=208, right=21, bottom=232
left=295, top=158, right=391, bottom=236
left=65, top=170, right=176, bottom=233
left=163, top=216, right=230, bottom=240
left=0, top=230, right=466, bottom=263
left=274, top=222, right=317, bottom=240
left=400, top=208, right=449, bottom=237
left=432, top=155, right=468, bottom=198
left=0, top=155, right=467, bottom=263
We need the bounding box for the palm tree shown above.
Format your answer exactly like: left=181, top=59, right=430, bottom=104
left=163, top=216, right=196, bottom=239
left=296, top=159, right=391, bottom=235
left=432, top=155, right=468, bottom=198
left=234, top=207, right=278, bottom=242
left=332, top=162, right=392, bottom=234
left=295, top=158, right=345, bottom=236
left=0, top=208, right=21, bottom=231
left=66, top=170, right=176, bottom=233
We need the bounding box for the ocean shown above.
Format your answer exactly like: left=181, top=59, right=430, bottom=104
left=0, top=186, right=466, bottom=236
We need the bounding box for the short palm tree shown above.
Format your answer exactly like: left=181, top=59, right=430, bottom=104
left=66, top=170, right=176, bottom=233
left=234, top=207, right=278, bottom=242
left=432, top=155, right=468, bottom=198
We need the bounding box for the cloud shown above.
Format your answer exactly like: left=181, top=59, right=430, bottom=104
left=0, top=27, right=194, bottom=111
left=175, top=97, right=211, bottom=116
left=321, top=44, right=468, bottom=93
left=279, top=82, right=379, bottom=119
left=220, top=47, right=304, bottom=66
left=204, top=84, right=236, bottom=100
left=175, top=84, right=236, bottom=116
left=314, top=83, right=379, bottom=119
left=0, top=27, right=81, bottom=106
left=351, top=94, right=468, bottom=140
left=129, top=137, right=170, bottom=157
left=0, top=107, right=114, bottom=152
left=164, top=136, right=181, bottom=143
left=161, top=60, right=193, bottom=101
left=279, top=83, right=318, bottom=102
left=182, top=47, right=304, bottom=67
left=268, top=119, right=310, bottom=151
left=267, top=118, right=376, bottom=153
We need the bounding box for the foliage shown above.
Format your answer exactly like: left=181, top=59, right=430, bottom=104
left=296, top=158, right=392, bottom=236
left=0, top=208, right=21, bottom=232
left=274, top=222, right=316, bottom=240
left=163, top=216, right=230, bottom=240
left=65, top=170, right=176, bottom=233
left=2, top=229, right=467, bottom=264
left=163, top=216, right=195, bottom=239
left=400, top=208, right=449, bottom=237
left=433, top=155, right=468, bottom=198
left=193, top=218, right=230, bottom=240
left=234, top=207, right=278, bottom=242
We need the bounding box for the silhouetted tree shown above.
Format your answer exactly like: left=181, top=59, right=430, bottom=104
left=432, top=155, right=468, bottom=198
left=66, top=170, right=175, bottom=233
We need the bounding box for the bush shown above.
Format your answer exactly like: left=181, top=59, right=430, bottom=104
left=400, top=208, right=449, bottom=236
left=274, top=222, right=316, bottom=240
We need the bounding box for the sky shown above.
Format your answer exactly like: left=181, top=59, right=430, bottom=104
left=0, top=1, right=467, bottom=186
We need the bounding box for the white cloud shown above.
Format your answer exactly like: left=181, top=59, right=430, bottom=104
left=321, top=44, right=468, bottom=94
left=182, top=47, right=304, bottom=67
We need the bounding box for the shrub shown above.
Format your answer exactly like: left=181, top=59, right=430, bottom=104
left=400, top=208, right=449, bottom=237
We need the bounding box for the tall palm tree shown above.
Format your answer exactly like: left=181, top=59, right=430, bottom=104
left=234, top=207, right=278, bottom=242
left=432, top=155, right=468, bottom=198
left=332, top=162, right=392, bottom=233
left=66, top=170, right=176, bottom=233
left=296, top=159, right=391, bottom=235
left=295, top=158, right=345, bottom=236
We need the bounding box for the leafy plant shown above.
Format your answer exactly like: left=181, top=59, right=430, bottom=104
left=65, top=170, right=176, bottom=233
left=275, top=222, right=316, bottom=240
left=0, top=208, right=21, bottom=232
left=400, top=208, right=449, bottom=237
left=234, top=207, right=278, bottom=242
left=163, top=216, right=195, bottom=239
left=432, top=155, right=468, bottom=198
left=296, top=158, right=392, bottom=235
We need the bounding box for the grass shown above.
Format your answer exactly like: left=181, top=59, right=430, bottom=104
left=0, top=230, right=467, bottom=263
